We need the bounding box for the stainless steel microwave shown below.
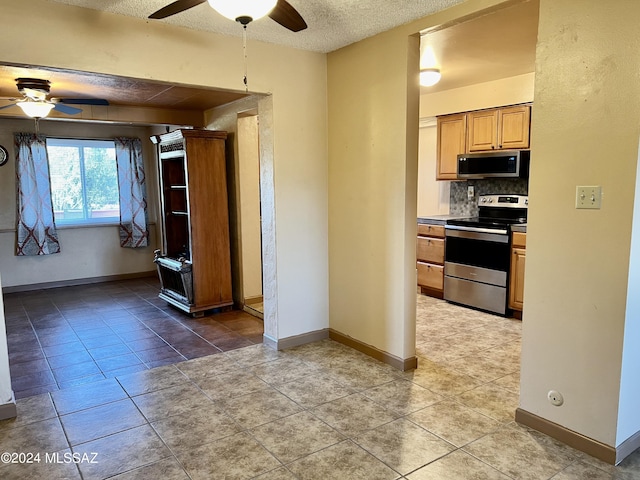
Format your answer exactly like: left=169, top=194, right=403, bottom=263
left=457, top=150, right=530, bottom=179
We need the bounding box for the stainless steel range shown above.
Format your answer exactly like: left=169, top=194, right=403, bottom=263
left=444, top=194, right=528, bottom=315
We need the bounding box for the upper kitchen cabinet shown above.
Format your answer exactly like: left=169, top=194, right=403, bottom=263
left=467, top=105, right=531, bottom=152
left=436, top=113, right=467, bottom=180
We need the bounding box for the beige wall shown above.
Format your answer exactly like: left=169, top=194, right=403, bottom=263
left=0, top=0, right=329, bottom=341
left=328, top=30, right=418, bottom=361
left=237, top=115, right=263, bottom=301
left=0, top=118, right=159, bottom=288
left=521, top=0, right=640, bottom=447
left=327, top=0, right=513, bottom=361
left=419, top=72, right=535, bottom=118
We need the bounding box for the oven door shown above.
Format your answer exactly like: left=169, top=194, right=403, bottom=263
left=444, top=225, right=510, bottom=314
left=444, top=226, right=510, bottom=273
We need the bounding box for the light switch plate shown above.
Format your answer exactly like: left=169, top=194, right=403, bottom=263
left=467, top=186, right=474, bottom=199
left=576, top=185, right=602, bottom=209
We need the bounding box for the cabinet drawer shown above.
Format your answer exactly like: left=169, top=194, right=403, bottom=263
left=417, top=262, right=444, bottom=290
left=416, top=237, right=444, bottom=264
left=512, top=232, right=527, bottom=248
left=417, top=224, right=445, bottom=238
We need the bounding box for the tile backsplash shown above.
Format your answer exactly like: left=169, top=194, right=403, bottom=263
left=449, top=178, right=528, bottom=216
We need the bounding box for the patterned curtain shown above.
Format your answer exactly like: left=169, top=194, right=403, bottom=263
left=115, top=137, right=149, bottom=248
left=14, top=133, right=61, bottom=256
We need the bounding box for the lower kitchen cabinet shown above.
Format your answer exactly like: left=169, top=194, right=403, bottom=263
left=417, top=223, right=445, bottom=298
left=509, top=232, right=526, bottom=311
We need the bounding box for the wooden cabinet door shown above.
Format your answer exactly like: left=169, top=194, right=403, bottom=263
left=509, top=246, right=526, bottom=310
left=417, top=224, right=444, bottom=238
left=499, top=105, right=531, bottom=150
left=436, top=114, right=466, bottom=180
left=467, top=109, right=498, bottom=152
left=416, top=237, right=445, bottom=264
left=417, top=262, right=444, bottom=290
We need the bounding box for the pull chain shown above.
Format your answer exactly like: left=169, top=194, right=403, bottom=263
left=243, top=24, right=248, bottom=92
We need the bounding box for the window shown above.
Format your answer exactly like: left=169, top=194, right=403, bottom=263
left=46, top=138, right=120, bottom=225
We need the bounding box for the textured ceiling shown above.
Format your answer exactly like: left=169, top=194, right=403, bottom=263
left=0, top=0, right=538, bottom=117
left=49, top=0, right=467, bottom=53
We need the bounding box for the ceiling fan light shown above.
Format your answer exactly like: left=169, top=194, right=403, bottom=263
left=17, top=100, right=54, bottom=118
left=207, top=0, right=278, bottom=23
left=420, top=68, right=442, bottom=87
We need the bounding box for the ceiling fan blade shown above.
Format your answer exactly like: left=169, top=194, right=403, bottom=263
left=0, top=103, right=18, bottom=111
left=58, top=98, right=109, bottom=106
left=53, top=104, right=82, bottom=115
left=148, top=0, right=207, bottom=19
left=268, top=0, right=307, bottom=32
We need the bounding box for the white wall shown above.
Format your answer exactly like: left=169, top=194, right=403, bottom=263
left=0, top=118, right=159, bottom=288
left=618, top=144, right=640, bottom=444
left=0, top=273, right=12, bottom=407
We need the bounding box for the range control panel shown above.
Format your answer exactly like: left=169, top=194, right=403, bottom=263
left=478, top=195, right=528, bottom=208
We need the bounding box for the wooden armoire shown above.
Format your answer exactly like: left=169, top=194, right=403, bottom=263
left=151, top=129, right=233, bottom=315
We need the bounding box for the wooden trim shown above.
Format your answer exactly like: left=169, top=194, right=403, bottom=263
left=245, top=295, right=264, bottom=306
left=2, top=271, right=157, bottom=294
left=263, top=329, right=329, bottom=350
left=420, top=287, right=444, bottom=299
left=329, top=329, right=418, bottom=371
left=515, top=408, right=617, bottom=465
left=0, top=393, right=17, bottom=421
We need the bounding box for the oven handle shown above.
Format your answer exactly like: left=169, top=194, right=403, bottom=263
left=445, top=225, right=509, bottom=242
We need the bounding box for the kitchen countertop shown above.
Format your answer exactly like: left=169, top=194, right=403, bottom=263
left=419, top=216, right=527, bottom=233
left=417, top=215, right=466, bottom=226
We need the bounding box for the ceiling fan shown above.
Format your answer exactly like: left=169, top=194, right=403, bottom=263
left=0, top=78, right=109, bottom=119
left=149, top=0, right=307, bottom=31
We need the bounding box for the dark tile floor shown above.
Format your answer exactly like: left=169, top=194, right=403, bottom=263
left=3, top=277, right=264, bottom=399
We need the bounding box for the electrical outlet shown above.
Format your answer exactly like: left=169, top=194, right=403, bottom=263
left=467, top=186, right=474, bottom=199
left=576, top=186, right=602, bottom=209
left=548, top=390, right=564, bottom=406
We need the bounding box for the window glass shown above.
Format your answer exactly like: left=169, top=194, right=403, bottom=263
left=46, top=138, right=119, bottom=225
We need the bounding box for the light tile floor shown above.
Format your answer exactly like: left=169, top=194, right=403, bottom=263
left=1, top=294, right=639, bottom=479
